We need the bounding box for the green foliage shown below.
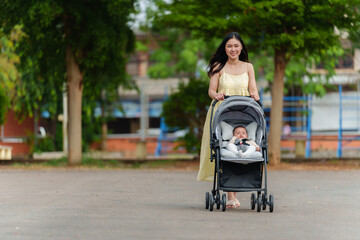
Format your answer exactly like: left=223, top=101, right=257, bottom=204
left=33, top=136, right=56, bottom=153
left=349, top=26, right=360, bottom=49
left=152, top=0, right=360, bottom=82
left=142, top=27, right=216, bottom=153
left=135, top=40, right=148, bottom=52
left=11, top=157, right=182, bottom=169
left=149, top=0, right=360, bottom=161
left=284, top=48, right=343, bottom=97
left=1, top=0, right=136, bottom=110
left=148, top=48, right=175, bottom=78
left=146, top=29, right=214, bottom=79
left=175, top=38, right=206, bottom=74
left=0, top=26, right=22, bottom=123
left=251, top=45, right=345, bottom=97
left=162, top=78, right=210, bottom=153
left=0, top=0, right=137, bottom=157
left=176, top=132, right=199, bottom=154
left=39, top=157, right=68, bottom=167
left=0, top=88, right=9, bottom=124
left=54, top=120, right=64, bottom=151
left=149, top=0, right=360, bottom=100
left=81, top=102, right=102, bottom=152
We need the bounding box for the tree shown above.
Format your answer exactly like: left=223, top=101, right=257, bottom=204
left=162, top=78, right=209, bottom=153
left=0, top=26, right=22, bottom=124
left=151, top=0, right=360, bottom=165
left=141, top=29, right=219, bottom=152
left=0, top=0, right=136, bottom=164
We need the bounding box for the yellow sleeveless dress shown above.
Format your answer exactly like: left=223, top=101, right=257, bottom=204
left=197, top=72, right=250, bottom=181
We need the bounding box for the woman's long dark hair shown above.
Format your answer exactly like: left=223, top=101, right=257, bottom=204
left=207, top=32, right=249, bottom=77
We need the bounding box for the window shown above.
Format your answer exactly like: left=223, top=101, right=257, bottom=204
left=336, top=53, right=354, bottom=69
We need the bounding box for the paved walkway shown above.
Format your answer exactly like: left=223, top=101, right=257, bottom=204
left=0, top=168, right=359, bottom=240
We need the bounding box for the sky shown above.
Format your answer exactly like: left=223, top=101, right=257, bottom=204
left=130, top=0, right=152, bottom=30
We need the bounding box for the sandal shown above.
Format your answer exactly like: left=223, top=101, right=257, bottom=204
left=226, top=200, right=236, bottom=209
left=234, top=199, right=240, bottom=208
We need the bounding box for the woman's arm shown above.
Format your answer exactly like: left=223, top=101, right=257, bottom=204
left=208, top=69, right=224, bottom=100
left=247, top=63, right=260, bottom=101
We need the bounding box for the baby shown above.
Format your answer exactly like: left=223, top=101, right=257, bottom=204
left=226, top=126, right=260, bottom=158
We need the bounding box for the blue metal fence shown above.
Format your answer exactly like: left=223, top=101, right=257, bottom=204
left=337, top=85, right=360, bottom=157
left=156, top=86, right=359, bottom=158
left=262, top=94, right=312, bottom=157
left=155, top=117, right=168, bottom=156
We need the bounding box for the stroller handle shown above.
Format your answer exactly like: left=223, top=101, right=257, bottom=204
left=256, top=99, right=264, bottom=108
left=218, top=95, right=263, bottom=108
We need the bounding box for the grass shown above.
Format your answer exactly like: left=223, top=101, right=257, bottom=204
left=8, top=157, right=185, bottom=170
left=8, top=157, right=359, bottom=171
left=41, top=157, right=68, bottom=167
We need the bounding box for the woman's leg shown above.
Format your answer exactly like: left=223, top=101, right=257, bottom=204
left=228, top=192, right=236, bottom=200
left=227, top=192, right=239, bottom=208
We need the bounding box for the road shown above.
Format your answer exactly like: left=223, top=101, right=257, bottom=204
left=0, top=168, right=359, bottom=240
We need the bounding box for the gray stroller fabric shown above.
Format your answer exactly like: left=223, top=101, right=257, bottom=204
left=211, top=96, right=266, bottom=163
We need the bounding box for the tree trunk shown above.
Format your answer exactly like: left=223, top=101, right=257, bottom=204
left=268, top=49, right=289, bottom=166
left=66, top=45, right=83, bottom=165
left=101, top=122, right=108, bottom=151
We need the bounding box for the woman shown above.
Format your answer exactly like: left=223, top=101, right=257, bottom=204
left=196, top=32, right=260, bottom=209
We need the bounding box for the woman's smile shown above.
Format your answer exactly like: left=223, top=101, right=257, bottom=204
left=225, top=38, right=242, bottom=60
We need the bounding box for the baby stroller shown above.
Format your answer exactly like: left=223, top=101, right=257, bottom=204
left=205, top=96, right=274, bottom=212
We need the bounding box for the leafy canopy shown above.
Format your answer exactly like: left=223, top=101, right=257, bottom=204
left=1, top=0, right=136, bottom=119
left=0, top=26, right=22, bottom=124
left=151, top=0, right=360, bottom=96
left=0, top=0, right=136, bottom=155
left=149, top=0, right=360, bottom=160
left=162, top=78, right=209, bottom=153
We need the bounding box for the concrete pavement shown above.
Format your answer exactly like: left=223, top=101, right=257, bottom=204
left=0, top=168, right=359, bottom=240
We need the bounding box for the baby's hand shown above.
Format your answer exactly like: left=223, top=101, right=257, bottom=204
left=256, top=147, right=261, bottom=151
left=230, top=136, right=237, bottom=144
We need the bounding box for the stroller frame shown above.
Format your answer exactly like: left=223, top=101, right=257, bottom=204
left=205, top=96, right=274, bottom=212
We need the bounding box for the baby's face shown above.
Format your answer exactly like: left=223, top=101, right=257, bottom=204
left=233, top=127, right=248, bottom=139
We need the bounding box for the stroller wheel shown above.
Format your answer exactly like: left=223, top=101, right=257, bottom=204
left=262, top=194, right=267, bottom=210
left=250, top=193, right=256, bottom=210
left=221, top=194, right=226, bottom=211
left=205, top=192, right=210, bottom=209
left=256, top=194, right=261, bottom=212
left=269, top=195, right=274, bottom=212
left=209, top=193, right=214, bottom=211
left=216, top=193, right=221, bottom=209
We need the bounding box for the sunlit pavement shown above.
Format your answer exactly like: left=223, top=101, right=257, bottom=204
left=0, top=169, right=359, bottom=240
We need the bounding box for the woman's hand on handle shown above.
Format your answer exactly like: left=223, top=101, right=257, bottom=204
left=208, top=70, right=225, bottom=101
left=250, top=91, right=260, bottom=101
left=214, top=93, right=225, bottom=101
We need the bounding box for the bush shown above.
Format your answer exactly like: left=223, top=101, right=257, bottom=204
left=162, top=77, right=210, bottom=153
